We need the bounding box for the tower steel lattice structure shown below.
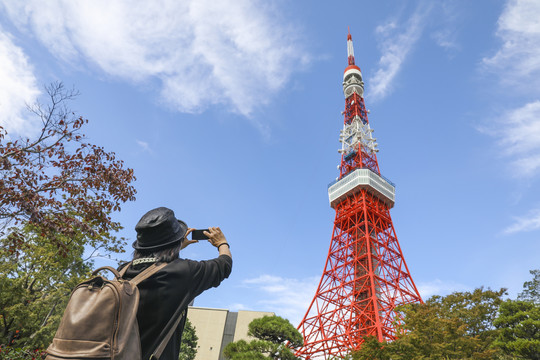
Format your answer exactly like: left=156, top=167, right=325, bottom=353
left=296, top=31, right=422, bottom=359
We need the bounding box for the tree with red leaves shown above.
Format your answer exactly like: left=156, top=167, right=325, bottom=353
left=0, top=82, right=136, bottom=357
left=0, top=81, right=136, bottom=256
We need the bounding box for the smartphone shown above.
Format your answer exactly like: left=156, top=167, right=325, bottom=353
left=191, top=229, right=209, bottom=240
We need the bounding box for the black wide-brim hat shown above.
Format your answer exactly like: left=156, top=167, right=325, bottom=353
left=132, top=207, right=188, bottom=251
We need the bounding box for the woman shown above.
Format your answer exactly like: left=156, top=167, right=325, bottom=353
left=120, top=207, right=232, bottom=360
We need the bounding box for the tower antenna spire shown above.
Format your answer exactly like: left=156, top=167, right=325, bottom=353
left=347, top=27, right=355, bottom=65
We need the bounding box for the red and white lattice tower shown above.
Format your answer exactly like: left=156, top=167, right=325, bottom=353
left=296, top=31, right=423, bottom=359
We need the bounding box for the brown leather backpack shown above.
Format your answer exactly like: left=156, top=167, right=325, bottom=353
left=45, top=262, right=181, bottom=360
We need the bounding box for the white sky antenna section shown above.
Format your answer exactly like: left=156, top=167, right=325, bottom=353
left=338, top=115, right=379, bottom=156
left=347, top=38, right=355, bottom=60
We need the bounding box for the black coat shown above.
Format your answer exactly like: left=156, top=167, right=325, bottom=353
left=120, top=255, right=233, bottom=360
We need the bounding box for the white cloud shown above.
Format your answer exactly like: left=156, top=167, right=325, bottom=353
left=504, top=208, right=540, bottom=234
left=0, top=29, right=41, bottom=135
left=0, top=0, right=308, bottom=120
left=430, top=2, right=461, bottom=53
left=483, top=0, right=540, bottom=85
left=135, top=139, right=152, bottom=153
left=431, top=30, right=459, bottom=51
left=241, top=274, right=319, bottom=326
left=368, top=5, right=431, bottom=101
left=416, top=279, right=470, bottom=299
left=480, top=1, right=540, bottom=178
left=481, top=0, right=540, bottom=176
left=480, top=1, right=540, bottom=234
left=479, top=101, right=540, bottom=178
left=499, top=101, right=540, bottom=174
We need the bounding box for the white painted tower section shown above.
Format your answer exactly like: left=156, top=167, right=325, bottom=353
left=329, top=33, right=391, bottom=208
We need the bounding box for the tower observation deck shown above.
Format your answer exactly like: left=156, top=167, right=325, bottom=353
left=295, top=31, right=422, bottom=359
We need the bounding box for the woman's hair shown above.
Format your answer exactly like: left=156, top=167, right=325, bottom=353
left=133, top=241, right=183, bottom=262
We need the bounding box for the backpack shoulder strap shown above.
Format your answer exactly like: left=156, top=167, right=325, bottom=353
left=129, top=262, right=168, bottom=286
left=118, top=262, right=131, bottom=278
left=92, top=263, right=166, bottom=284
left=150, top=306, right=188, bottom=360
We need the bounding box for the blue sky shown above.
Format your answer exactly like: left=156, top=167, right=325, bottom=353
left=1, top=0, right=540, bottom=326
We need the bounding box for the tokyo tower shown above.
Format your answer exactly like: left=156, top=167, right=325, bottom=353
left=296, top=31, right=423, bottom=359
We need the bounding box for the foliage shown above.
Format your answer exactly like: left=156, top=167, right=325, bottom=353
left=179, top=318, right=198, bottom=360
left=493, top=301, right=540, bottom=359
left=351, top=288, right=507, bottom=359
left=0, top=346, right=46, bottom=360
left=350, top=336, right=392, bottom=360
left=248, top=315, right=303, bottom=348
left=224, top=340, right=278, bottom=360
left=0, top=83, right=136, bottom=354
left=518, top=269, right=540, bottom=304
left=224, top=315, right=303, bottom=360
left=0, top=225, right=93, bottom=350
left=492, top=269, right=540, bottom=359
left=0, top=81, right=136, bottom=256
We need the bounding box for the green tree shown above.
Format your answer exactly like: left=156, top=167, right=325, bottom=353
left=351, top=288, right=507, bottom=360
left=179, top=319, right=198, bottom=360
left=350, top=336, right=392, bottom=360
left=0, top=224, right=93, bottom=352
left=224, top=315, right=303, bottom=360
left=493, top=270, right=540, bottom=359
left=493, top=300, right=540, bottom=360
left=0, top=347, right=47, bottom=360
left=518, top=269, right=540, bottom=304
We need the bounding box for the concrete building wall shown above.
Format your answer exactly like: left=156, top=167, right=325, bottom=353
left=187, top=307, right=274, bottom=360
left=188, top=307, right=228, bottom=360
